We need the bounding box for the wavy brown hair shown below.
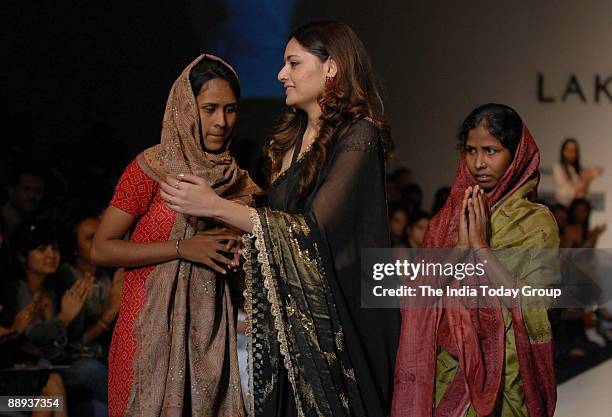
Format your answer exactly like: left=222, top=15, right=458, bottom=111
left=264, top=20, right=392, bottom=196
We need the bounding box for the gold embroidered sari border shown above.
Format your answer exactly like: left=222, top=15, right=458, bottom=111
left=241, top=230, right=255, bottom=417
left=247, top=207, right=306, bottom=417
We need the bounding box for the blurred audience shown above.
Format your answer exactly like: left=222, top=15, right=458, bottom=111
left=431, top=186, right=451, bottom=216
left=57, top=214, right=122, bottom=358
left=1, top=165, right=46, bottom=270
left=551, top=204, right=568, bottom=233
left=563, top=198, right=607, bottom=248
left=390, top=167, right=412, bottom=190
left=553, top=138, right=602, bottom=207
left=1, top=166, right=46, bottom=235
left=406, top=211, right=429, bottom=248
left=547, top=176, right=608, bottom=363
left=389, top=206, right=409, bottom=247
left=0, top=222, right=109, bottom=416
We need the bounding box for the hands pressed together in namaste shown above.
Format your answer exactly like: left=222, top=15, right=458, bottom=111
left=456, top=185, right=491, bottom=249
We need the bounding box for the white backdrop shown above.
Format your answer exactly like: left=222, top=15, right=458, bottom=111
left=306, top=0, right=612, bottom=246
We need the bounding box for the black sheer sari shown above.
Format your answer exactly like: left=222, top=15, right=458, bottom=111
left=243, top=119, right=399, bottom=417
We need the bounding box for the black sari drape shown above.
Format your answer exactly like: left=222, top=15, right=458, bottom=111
left=243, top=119, right=400, bottom=417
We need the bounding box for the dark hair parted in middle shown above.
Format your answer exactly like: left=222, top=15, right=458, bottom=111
left=458, top=103, right=523, bottom=156
left=265, top=20, right=392, bottom=196
left=189, top=57, right=240, bottom=99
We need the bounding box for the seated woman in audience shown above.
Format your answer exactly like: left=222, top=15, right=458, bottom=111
left=390, top=206, right=409, bottom=247
left=405, top=210, right=429, bottom=248
left=11, top=223, right=88, bottom=351
left=563, top=198, right=606, bottom=248
left=400, top=183, right=424, bottom=217
left=553, top=138, right=602, bottom=207
left=11, top=222, right=109, bottom=417
left=0, top=295, right=68, bottom=417
left=58, top=214, right=123, bottom=357
left=550, top=203, right=568, bottom=234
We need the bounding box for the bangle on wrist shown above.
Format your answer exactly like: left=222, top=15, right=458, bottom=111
left=175, top=239, right=183, bottom=260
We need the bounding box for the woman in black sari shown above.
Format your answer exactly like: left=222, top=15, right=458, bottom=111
left=161, top=20, right=400, bottom=417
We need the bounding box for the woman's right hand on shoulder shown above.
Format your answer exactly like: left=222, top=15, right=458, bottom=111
left=179, top=228, right=242, bottom=274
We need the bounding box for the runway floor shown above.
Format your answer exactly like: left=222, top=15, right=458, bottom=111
left=555, top=358, right=612, bottom=417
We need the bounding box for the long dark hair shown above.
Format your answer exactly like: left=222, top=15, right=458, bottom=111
left=264, top=20, right=392, bottom=196
left=457, top=103, right=523, bottom=156
left=560, top=138, right=582, bottom=179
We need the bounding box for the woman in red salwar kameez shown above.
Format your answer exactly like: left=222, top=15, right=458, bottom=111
left=92, top=54, right=259, bottom=417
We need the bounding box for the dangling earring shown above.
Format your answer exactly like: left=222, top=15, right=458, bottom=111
left=325, top=75, right=335, bottom=90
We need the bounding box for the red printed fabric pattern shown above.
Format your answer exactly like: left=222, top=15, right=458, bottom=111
left=107, top=159, right=176, bottom=416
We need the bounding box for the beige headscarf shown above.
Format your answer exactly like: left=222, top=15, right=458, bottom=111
left=126, top=54, right=258, bottom=417
left=138, top=53, right=258, bottom=201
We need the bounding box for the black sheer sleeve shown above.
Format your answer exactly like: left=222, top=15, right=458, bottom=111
left=305, top=120, right=398, bottom=416
left=306, top=119, right=389, bottom=269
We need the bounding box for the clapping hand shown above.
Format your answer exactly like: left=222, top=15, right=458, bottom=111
left=58, top=274, right=94, bottom=326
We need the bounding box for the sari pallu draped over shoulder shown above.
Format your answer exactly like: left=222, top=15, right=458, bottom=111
left=392, top=127, right=558, bottom=417
left=242, top=207, right=367, bottom=417
left=124, top=54, right=260, bottom=417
